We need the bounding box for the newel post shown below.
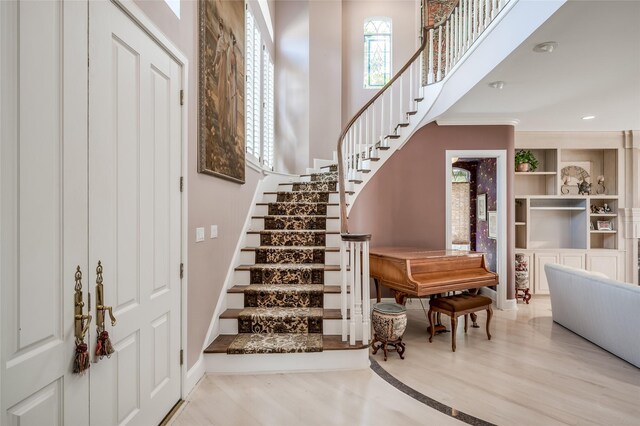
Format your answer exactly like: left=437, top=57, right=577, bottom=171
left=341, top=233, right=372, bottom=345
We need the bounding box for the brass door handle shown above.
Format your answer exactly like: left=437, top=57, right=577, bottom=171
left=74, top=266, right=92, bottom=341
left=95, top=260, right=117, bottom=329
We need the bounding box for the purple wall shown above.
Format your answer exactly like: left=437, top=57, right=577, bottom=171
left=476, top=158, right=497, bottom=272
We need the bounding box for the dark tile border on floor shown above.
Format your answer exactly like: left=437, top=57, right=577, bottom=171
left=369, top=357, right=496, bottom=426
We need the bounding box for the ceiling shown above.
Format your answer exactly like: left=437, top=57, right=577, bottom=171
left=438, top=0, right=640, bottom=131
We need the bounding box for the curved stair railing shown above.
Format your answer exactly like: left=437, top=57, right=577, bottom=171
left=337, top=0, right=511, bottom=344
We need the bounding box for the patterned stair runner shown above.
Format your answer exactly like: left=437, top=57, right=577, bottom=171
left=227, top=170, right=338, bottom=354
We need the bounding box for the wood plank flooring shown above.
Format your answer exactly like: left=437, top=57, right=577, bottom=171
left=171, top=297, right=640, bottom=425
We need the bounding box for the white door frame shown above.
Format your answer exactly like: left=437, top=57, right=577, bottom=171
left=112, top=0, right=190, bottom=399
left=445, top=150, right=510, bottom=310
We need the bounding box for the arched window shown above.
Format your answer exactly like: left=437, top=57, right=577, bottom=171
left=363, top=17, right=392, bottom=89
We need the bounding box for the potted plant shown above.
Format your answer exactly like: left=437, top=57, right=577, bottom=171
left=515, top=150, right=539, bottom=172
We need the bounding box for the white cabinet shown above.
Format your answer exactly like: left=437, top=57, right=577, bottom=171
left=587, top=252, right=624, bottom=281
left=560, top=252, right=586, bottom=269
left=534, top=253, right=559, bottom=294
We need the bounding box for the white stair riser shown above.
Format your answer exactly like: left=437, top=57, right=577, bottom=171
left=203, top=348, right=370, bottom=374
left=244, top=233, right=341, bottom=247
left=226, top=292, right=344, bottom=310
left=219, top=317, right=346, bottom=335
left=254, top=204, right=340, bottom=216
left=262, top=193, right=339, bottom=203
left=233, top=270, right=342, bottom=285
left=248, top=218, right=340, bottom=232
left=239, top=250, right=341, bottom=265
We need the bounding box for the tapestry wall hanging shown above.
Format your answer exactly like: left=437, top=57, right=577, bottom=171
left=199, top=0, right=245, bottom=183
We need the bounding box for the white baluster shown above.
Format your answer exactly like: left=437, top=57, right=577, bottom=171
left=349, top=242, right=356, bottom=345
left=362, top=240, right=371, bottom=343
left=473, top=0, right=479, bottom=39
left=456, top=7, right=461, bottom=62
left=409, top=62, right=414, bottom=112
left=341, top=240, right=348, bottom=341
left=437, top=25, right=442, bottom=81
left=484, top=0, right=489, bottom=29
left=427, top=28, right=434, bottom=84
left=445, top=21, right=450, bottom=74
left=498, top=0, right=504, bottom=12
left=389, top=85, right=394, bottom=135
left=399, top=74, right=404, bottom=125
left=463, top=0, right=468, bottom=50
left=353, top=241, right=362, bottom=343
left=468, top=0, right=472, bottom=47
left=364, top=109, right=369, bottom=160
left=380, top=91, right=385, bottom=146
left=492, top=0, right=497, bottom=19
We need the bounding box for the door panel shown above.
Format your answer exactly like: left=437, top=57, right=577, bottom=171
left=534, top=253, right=559, bottom=294
left=89, top=1, right=182, bottom=424
left=1, top=1, right=89, bottom=425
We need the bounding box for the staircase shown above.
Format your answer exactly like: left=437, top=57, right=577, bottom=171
left=199, top=0, right=567, bottom=374
left=204, top=166, right=370, bottom=372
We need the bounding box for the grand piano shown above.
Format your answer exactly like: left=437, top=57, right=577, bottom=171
left=369, top=247, right=498, bottom=304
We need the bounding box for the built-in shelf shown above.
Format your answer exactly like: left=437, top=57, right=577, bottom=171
left=590, top=213, right=617, bottom=217
left=515, top=171, right=557, bottom=175
left=530, top=207, right=586, bottom=211
left=590, top=230, right=617, bottom=234
left=515, top=222, right=526, bottom=226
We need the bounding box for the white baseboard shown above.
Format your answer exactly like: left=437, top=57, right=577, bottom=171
left=184, top=354, right=205, bottom=397
left=204, top=348, right=370, bottom=374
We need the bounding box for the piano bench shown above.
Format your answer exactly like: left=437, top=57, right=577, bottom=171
left=427, top=294, right=493, bottom=352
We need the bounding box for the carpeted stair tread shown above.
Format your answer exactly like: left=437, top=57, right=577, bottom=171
left=205, top=334, right=366, bottom=353
left=253, top=247, right=326, bottom=264
left=242, top=246, right=340, bottom=251
left=257, top=215, right=329, bottom=231
left=247, top=230, right=339, bottom=234
left=252, top=215, right=339, bottom=219
left=242, top=284, right=324, bottom=308
left=237, top=307, right=324, bottom=333
left=228, top=284, right=341, bottom=293
left=226, top=333, right=323, bottom=354
left=236, top=263, right=340, bottom=270
left=221, top=308, right=345, bottom=319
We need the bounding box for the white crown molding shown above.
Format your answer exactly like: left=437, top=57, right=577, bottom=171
left=436, top=117, right=520, bottom=127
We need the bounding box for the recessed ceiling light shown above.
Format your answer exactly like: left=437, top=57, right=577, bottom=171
left=533, top=41, right=558, bottom=53
left=582, top=115, right=596, bottom=120
left=488, top=81, right=505, bottom=89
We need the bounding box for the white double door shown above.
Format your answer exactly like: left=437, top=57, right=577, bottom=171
left=1, top=1, right=183, bottom=425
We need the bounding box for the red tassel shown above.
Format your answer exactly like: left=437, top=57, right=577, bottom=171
left=96, top=330, right=115, bottom=359
left=73, top=342, right=90, bottom=374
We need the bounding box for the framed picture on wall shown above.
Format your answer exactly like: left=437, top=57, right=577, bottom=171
left=488, top=211, right=497, bottom=239
left=477, top=193, right=487, bottom=221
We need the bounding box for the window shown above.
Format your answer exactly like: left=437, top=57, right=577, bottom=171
left=451, top=168, right=471, bottom=250
left=246, top=7, right=275, bottom=170
left=364, top=17, right=392, bottom=88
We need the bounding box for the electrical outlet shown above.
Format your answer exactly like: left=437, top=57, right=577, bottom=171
left=196, top=227, right=205, bottom=242
left=210, top=225, right=218, bottom=239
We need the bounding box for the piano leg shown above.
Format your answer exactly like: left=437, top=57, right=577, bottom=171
left=374, top=278, right=381, bottom=303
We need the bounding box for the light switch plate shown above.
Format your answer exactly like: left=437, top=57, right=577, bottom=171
left=196, top=227, right=205, bottom=242
left=210, top=225, right=218, bottom=239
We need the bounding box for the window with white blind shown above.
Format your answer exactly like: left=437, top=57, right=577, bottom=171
left=451, top=168, right=471, bottom=248
left=245, top=7, right=275, bottom=169
left=245, top=10, right=262, bottom=160
left=263, top=49, right=274, bottom=169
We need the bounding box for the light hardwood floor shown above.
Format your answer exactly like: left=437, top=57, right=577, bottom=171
left=172, top=297, right=640, bottom=425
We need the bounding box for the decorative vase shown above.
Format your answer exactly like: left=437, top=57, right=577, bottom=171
left=516, top=163, right=530, bottom=172
left=372, top=303, right=407, bottom=342
left=515, top=253, right=529, bottom=289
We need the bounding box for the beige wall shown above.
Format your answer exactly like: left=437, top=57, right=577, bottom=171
left=134, top=0, right=266, bottom=369
left=309, top=0, right=343, bottom=163
left=274, top=0, right=310, bottom=174
left=349, top=123, right=516, bottom=299
left=341, top=0, right=419, bottom=123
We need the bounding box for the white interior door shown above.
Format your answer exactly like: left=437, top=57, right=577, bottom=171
left=88, top=1, right=183, bottom=424
left=1, top=1, right=89, bottom=425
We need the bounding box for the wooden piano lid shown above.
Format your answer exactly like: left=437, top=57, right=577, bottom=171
left=369, top=247, right=485, bottom=260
